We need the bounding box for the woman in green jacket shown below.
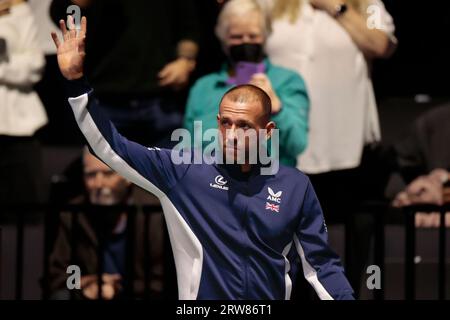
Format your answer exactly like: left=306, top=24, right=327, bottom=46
left=183, top=0, right=309, bottom=167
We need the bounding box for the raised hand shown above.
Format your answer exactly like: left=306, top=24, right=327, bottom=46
left=51, top=15, right=87, bottom=80
left=158, top=58, right=196, bottom=90
left=249, top=73, right=282, bottom=114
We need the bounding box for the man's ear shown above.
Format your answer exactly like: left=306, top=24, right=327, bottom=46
left=265, top=121, right=276, bottom=140
left=217, top=114, right=220, bottom=125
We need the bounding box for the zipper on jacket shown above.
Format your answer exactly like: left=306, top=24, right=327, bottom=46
left=242, top=182, right=251, bottom=299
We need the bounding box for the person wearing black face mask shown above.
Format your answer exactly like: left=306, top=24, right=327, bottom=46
left=228, top=43, right=265, bottom=64
left=183, top=0, right=310, bottom=168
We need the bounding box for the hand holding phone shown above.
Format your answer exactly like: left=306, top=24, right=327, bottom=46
left=235, top=62, right=264, bottom=85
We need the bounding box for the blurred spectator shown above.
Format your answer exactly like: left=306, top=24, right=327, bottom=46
left=50, top=0, right=200, bottom=146
left=183, top=0, right=309, bottom=166
left=393, top=103, right=450, bottom=227
left=194, top=0, right=227, bottom=77
left=29, top=0, right=60, bottom=55
left=29, top=0, right=81, bottom=145
left=48, top=148, right=167, bottom=300
left=0, top=0, right=47, bottom=211
left=258, top=0, right=397, bottom=296
left=262, top=0, right=397, bottom=173
left=394, top=104, right=450, bottom=184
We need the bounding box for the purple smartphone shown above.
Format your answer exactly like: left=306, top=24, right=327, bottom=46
left=235, top=62, right=265, bottom=85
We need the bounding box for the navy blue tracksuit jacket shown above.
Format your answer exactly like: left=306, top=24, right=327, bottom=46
left=66, top=78, right=354, bottom=300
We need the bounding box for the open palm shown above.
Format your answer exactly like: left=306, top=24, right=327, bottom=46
left=51, top=16, right=87, bottom=80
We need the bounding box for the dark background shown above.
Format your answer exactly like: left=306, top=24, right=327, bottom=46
left=373, top=0, right=450, bottom=98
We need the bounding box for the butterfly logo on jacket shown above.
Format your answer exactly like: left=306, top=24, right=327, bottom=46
left=267, top=187, right=282, bottom=203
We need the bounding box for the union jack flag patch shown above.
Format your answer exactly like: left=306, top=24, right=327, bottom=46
left=265, top=202, right=279, bottom=212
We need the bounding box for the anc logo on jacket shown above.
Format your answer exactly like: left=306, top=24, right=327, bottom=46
left=267, top=187, right=282, bottom=203
left=265, top=187, right=282, bottom=213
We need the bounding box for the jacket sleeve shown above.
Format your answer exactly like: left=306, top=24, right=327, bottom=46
left=65, top=77, right=190, bottom=197
left=271, top=72, right=309, bottom=161
left=294, top=179, right=354, bottom=300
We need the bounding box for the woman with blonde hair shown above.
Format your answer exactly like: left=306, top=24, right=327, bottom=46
left=259, top=0, right=397, bottom=297
left=261, top=0, right=396, bottom=173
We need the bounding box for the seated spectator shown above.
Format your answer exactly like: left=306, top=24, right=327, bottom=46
left=393, top=103, right=450, bottom=227
left=183, top=0, right=309, bottom=167
left=48, top=147, right=168, bottom=300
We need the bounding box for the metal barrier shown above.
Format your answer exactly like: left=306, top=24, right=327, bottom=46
left=0, top=225, right=2, bottom=297
left=0, top=203, right=163, bottom=300
left=404, top=204, right=450, bottom=300
left=0, top=204, right=41, bottom=300
left=356, top=202, right=387, bottom=301
left=1, top=202, right=449, bottom=300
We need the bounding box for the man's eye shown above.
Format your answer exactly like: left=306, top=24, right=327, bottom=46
left=239, top=123, right=250, bottom=130
left=103, top=171, right=114, bottom=177
left=84, top=172, right=96, bottom=179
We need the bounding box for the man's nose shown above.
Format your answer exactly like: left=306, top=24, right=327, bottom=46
left=226, top=125, right=238, bottom=142
left=93, top=172, right=105, bottom=188
left=241, top=35, right=253, bottom=43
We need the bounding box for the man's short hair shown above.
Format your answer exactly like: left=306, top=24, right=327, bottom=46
left=220, top=84, right=272, bottom=121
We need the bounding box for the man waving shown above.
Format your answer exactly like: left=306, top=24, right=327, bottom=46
left=51, top=16, right=353, bottom=300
